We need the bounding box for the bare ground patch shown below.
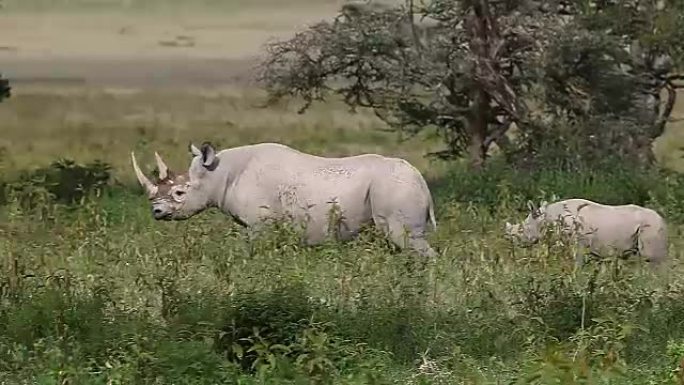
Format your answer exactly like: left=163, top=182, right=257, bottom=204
left=0, top=55, right=259, bottom=88
left=0, top=8, right=339, bottom=88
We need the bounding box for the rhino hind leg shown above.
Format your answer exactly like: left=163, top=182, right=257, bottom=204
left=637, top=227, right=668, bottom=265
left=375, top=214, right=437, bottom=259
left=368, top=175, right=437, bottom=259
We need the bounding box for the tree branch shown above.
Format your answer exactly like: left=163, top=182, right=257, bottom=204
left=654, top=81, right=677, bottom=135
left=484, top=117, right=512, bottom=149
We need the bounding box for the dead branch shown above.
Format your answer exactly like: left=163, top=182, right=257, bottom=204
left=654, top=81, right=677, bottom=134
left=484, top=117, right=513, bottom=149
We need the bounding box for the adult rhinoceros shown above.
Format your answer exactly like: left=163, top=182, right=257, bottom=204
left=505, top=198, right=668, bottom=266
left=131, top=142, right=438, bottom=257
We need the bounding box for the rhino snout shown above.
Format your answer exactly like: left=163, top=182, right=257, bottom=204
left=152, top=203, right=173, bottom=220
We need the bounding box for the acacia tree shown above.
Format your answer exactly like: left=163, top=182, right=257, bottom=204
left=259, top=0, right=561, bottom=169
left=527, top=0, right=684, bottom=166
left=259, top=0, right=684, bottom=169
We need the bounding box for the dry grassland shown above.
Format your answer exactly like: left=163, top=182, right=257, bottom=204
left=0, top=0, right=451, bottom=183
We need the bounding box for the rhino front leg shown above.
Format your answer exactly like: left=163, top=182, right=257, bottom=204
left=245, top=224, right=263, bottom=257
left=571, top=237, right=595, bottom=269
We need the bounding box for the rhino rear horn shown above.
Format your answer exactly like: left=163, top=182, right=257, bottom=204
left=154, top=152, right=169, bottom=180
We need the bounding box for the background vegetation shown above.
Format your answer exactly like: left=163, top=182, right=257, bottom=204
left=3, top=0, right=684, bottom=384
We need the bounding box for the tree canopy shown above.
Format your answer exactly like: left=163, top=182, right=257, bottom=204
left=259, top=0, right=684, bottom=170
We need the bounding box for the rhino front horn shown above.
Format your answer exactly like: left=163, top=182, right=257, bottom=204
left=131, top=152, right=158, bottom=198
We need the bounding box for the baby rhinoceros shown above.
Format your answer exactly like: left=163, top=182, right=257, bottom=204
left=131, top=142, right=438, bottom=258
left=504, top=198, right=668, bottom=266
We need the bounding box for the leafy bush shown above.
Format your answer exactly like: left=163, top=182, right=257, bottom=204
left=431, top=157, right=677, bottom=219
left=1, top=158, right=112, bottom=209
left=214, top=284, right=317, bottom=371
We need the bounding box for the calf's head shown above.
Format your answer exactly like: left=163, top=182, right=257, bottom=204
left=131, top=142, right=219, bottom=221
left=505, top=200, right=548, bottom=246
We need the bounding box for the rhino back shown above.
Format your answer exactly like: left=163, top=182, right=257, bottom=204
left=217, top=143, right=394, bottom=226
left=544, top=199, right=664, bottom=249
left=542, top=199, right=595, bottom=223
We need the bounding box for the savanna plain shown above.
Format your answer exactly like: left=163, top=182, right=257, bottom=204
left=4, top=1, right=684, bottom=384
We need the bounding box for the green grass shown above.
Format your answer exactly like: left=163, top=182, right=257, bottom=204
left=2, top=170, right=684, bottom=384
left=2, top=86, right=684, bottom=383
left=0, top=86, right=448, bottom=183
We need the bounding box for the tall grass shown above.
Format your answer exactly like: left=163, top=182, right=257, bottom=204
left=2, top=87, right=684, bottom=383
left=1, top=154, right=684, bottom=384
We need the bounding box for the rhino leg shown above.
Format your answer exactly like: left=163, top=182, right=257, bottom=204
left=369, top=174, right=436, bottom=259
left=374, top=213, right=437, bottom=260
left=637, top=227, right=668, bottom=266
left=245, top=223, right=267, bottom=256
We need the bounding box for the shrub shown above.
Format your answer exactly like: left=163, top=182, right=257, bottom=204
left=215, top=284, right=318, bottom=371
left=432, top=156, right=663, bottom=216
left=1, top=158, right=112, bottom=209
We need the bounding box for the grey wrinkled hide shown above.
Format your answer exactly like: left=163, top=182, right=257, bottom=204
left=132, top=142, right=438, bottom=258
left=505, top=198, right=668, bottom=266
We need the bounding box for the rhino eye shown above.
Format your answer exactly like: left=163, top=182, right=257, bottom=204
left=174, top=190, right=186, bottom=197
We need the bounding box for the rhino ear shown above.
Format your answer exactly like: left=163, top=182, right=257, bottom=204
left=200, top=142, right=217, bottom=169
left=189, top=143, right=202, bottom=157
left=526, top=200, right=537, bottom=213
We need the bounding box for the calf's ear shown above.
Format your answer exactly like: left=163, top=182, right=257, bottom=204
left=526, top=200, right=537, bottom=213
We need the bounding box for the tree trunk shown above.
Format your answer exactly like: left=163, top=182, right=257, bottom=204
left=468, top=130, right=487, bottom=170
left=467, top=88, right=490, bottom=170
left=628, top=40, right=677, bottom=165
left=465, top=0, right=495, bottom=171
